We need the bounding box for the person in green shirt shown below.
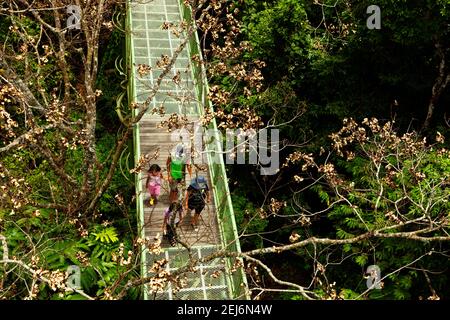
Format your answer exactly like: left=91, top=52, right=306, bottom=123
left=167, top=143, right=191, bottom=203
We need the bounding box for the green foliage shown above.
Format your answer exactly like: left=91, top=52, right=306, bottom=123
left=232, top=194, right=268, bottom=249
left=239, top=0, right=450, bottom=143
left=84, top=226, right=120, bottom=262
left=215, top=0, right=450, bottom=301
left=92, top=226, right=119, bottom=244
left=95, top=133, right=134, bottom=219
left=1, top=218, right=136, bottom=299
left=44, top=240, right=89, bottom=269
left=243, top=0, right=313, bottom=82
left=0, top=4, right=138, bottom=299
left=339, top=288, right=361, bottom=300
left=316, top=135, right=449, bottom=298
left=96, top=27, right=126, bottom=130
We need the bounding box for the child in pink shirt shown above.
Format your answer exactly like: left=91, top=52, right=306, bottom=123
left=145, top=164, right=163, bottom=206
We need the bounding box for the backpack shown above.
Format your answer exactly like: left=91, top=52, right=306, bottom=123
left=190, top=188, right=206, bottom=203
left=189, top=177, right=208, bottom=204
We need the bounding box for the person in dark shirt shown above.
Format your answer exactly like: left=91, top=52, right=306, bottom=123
left=184, top=176, right=210, bottom=232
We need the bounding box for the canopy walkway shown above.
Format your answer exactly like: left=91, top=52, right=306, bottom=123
left=126, top=0, right=248, bottom=300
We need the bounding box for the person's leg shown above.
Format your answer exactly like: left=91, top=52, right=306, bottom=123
left=152, top=185, right=161, bottom=204
left=147, top=186, right=153, bottom=206
left=167, top=224, right=176, bottom=246
left=149, top=185, right=157, bottom=205
left=191, top=206, right=204, bottom=231
left=169, top=178, right=177, bottom=203
left=191, top=213, right=199, bottom=231
left=174, top=179, right=183, bottom=202
left=187, top=202, right=195, bottom=227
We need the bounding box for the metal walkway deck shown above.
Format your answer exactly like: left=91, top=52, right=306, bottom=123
left=126, top=0, right=248, bottom=300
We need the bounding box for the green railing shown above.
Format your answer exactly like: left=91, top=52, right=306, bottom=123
left=125, top=0, right=148, bottom=299
left=177, top=0, right=249, bottom=300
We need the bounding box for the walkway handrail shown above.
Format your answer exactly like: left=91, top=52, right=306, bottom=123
left=125, top=0, right=148, bottom=300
